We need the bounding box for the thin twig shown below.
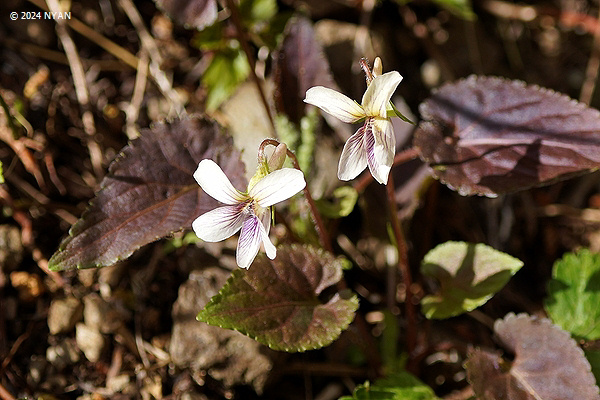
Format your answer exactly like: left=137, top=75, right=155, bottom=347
left=28, top=0, right=139, bottom=69
left=224, top=0, right=274, bottom=129
left=119, top=0, right=184, bottom=116
left=0, top=383, right=16, bottom=400
left=125, top=49, right=149, bottom=139
left=45, top=0, right=103, bottom=179
left=386, top=172, right=417, bottom=359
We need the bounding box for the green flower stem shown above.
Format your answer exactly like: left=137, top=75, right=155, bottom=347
left=259, top=139, right=332, bottom=253
left=386, top=171, right=417, bottom=362
left=224, top=0, right=275, bottom=130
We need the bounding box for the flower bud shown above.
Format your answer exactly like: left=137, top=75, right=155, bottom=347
left=373, top=57, right=383, bottom=77
left=267, top=143, right=288, bottom=172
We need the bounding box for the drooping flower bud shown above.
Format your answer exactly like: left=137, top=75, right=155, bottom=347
left=267, top=143, right=288, bottom=172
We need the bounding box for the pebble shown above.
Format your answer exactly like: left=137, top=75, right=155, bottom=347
left=75, top=323, right=105, bottom=362
left=48, top=297, right=83, bottom=335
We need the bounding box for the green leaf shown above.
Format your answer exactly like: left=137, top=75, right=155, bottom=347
left=339, top=372, right=440, bottom=400
left=420, top=241, right=523, bottom=319
left=197, top=244, right=358, bottom=352
left=431, top=0, right=475, bottom=20
left=239, top=0, right=277, bottom=22
left=316, top=187, right=358, bottom=219
left=585, top=349, right=600, bottom=385
left=48, top=117, right=246, bottom=270
left=202, top=49, right=250, bottom=111
left=388, top=101, right=415, bottom=125
left=545, top=249, right=600, bottom=340
left=0, top=160, right=4, bottom=184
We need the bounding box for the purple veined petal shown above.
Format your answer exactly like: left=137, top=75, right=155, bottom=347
left=361, top=71, right=403, bottom=118
left=338, top=126, right=368, bottom=181
left=192, top=204, right=246, bottom=242
left=236, top=215, right=264, bottom=269
left=250, top=168, right=306, bottom=208
left=194, top=159, right=247, bottom=205
left=364, top=119, right=390, bottom=184
left=304, top=86, right=365, bottom=124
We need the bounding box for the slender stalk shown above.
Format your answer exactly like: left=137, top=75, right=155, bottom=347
left=386, top=172, right=417, bottom=358
left=224, top=0, right=275, bottom=129
left=259, top=139, right=332, bottom=253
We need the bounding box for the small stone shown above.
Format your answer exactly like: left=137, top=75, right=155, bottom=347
left=48, top=297, right=83, bottom=335
left=28, top=355, right=46, bottom=385
left=83, top=293, right=124, bottom=334
left=75, top=323, right=105, bottom=362
left=0, top=225, right=24, bottom=273
left=10, top=271, right=44, bottom=302
left=106, top=374, right=130, bottom=393
left=46, top=339, right=80, bottom=370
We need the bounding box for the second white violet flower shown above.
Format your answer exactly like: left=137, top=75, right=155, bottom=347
left=192, top=159, right=306, bottom=269
left=304, top=58, right=403, bottom=184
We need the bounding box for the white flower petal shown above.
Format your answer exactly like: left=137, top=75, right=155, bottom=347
left=304, top=86, right=365, bottom=123
left=364, top=121, right=390, bottom=184
left=361, top=71, right=403, bottom=117
left=373, top=118, right=396, bottom=170
left=192, top=205, right=245, bottom=242
left=236, top=215, right=263, bottom=269
left=258, top=208, right=276, bottom=259
left=261, top=228, right=276, bottom=260
left=194, top=159, right=246, bottom=205
left=260, top=207, right=271, bottom=237
left=250, top=168, right=306, bottom=208
left=337, top=126, right=368, bottom=181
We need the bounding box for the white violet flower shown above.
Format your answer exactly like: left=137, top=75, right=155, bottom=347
left=192, top=159, right=306, bottom=269
left=304, top=60, right=403, bottom=184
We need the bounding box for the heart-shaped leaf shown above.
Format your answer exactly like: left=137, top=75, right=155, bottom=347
left=414, top=76, right=600, bottom=197
left=339, top=371, right=440, bottom=400
left=49, top=117, right=246, bottom=270
left=420, top=241, right=523, bottom=319
left=196, top=244, right=358, bottom=352
left=154, top=0, right=218, bottom=30
left=545, top=249, right=600, bottom=340
left=273, top=16, right=340, bottom=124
left=466, top=313, right=600, bottom=400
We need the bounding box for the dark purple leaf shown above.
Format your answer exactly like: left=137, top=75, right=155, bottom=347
left=273, top=16, right=339, bottom=124
left=466, top=313, right=600, bottom=400
left=49, top=117, right=246, bottom=270
left=414, top=76, right=600, bottom=196
left=154, top=0, right=217, bottom=30
left=197, top=244, right=358, bottom=352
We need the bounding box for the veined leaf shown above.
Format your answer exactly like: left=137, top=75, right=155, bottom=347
left=414, top=76, right=600, bottom=197
left=273, top=16, right=339, bottom=124
left=420, top=241, right=523, bottom=319
left=545, top=249, right=600, bottom=340
left=338, top=371, right=440, bottom=400
left=466, top=313, right=600, bottom=400
left=197, top=244, right=358, bottom=352
left=49, top=117, right=246, bottom=270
